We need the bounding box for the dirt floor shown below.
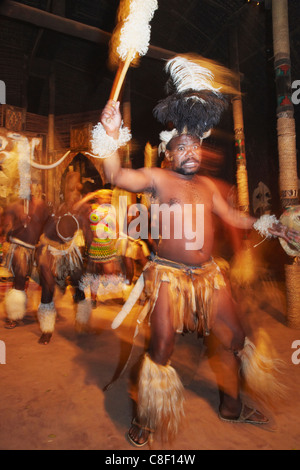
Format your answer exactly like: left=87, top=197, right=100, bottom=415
left=1, top=266, right=300, bottom=452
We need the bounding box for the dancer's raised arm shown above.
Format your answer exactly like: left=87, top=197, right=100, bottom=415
left=100, top=100, right=155, bottom=193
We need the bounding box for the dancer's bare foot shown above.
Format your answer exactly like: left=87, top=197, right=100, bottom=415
left=38, top=333, right=52, bottom=345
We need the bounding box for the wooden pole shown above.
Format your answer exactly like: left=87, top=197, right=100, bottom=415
left=272, top=0, right=300, bottom=328
left=229, top=27, right=255, bottom=286
left=109, top=50, right=135, bottom=102
left=47, top=71, right=55, bottom=205
left=230, top=27, right=250, bottom=215
left=272, top=0, right=298, bottom=208
left=122, top=72, right=132, bottom=169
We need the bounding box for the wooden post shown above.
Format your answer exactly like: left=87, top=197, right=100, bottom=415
left=47, top=70, right=55, bottom=205
left=272, top=0, right=298, bottom=208
left=272, top=0, right=300, bottom=328
left=228, top=27, right=256, bottom=286
left=230, top=27, right=250, bottom=215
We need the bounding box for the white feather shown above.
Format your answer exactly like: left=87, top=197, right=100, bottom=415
left=117, top=0, right=158, bottom=60
left=166, top=56, right=221, bottom=94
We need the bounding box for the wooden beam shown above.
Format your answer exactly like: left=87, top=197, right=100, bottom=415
left=0, top=0, right=176, bottom=60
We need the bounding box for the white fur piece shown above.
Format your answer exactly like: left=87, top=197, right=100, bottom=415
left=91, top=122, right=131, bottom=159
left=37, top=302, right=57, bottom=333
left=138, top=353, right=185, bottom=441
left=8, top=134, right=31, bottom=200
left=159, top=129, right=179, bottom=148
left=5, top=288, right=27, bottom=321
left=165, top=56, right=221, bottom=95
left=79, top=273, right=126, bottom=296
left=117, top=0, right=158, bottom=60
left=111, top=273, right=145, bottom=329
left=253, top=214, right=279, bottom=238
left=238, top=337, right=287, bottom=403
left=18, top=138, right=31, bottom=200
left=75, top=299, right=92, bottom=326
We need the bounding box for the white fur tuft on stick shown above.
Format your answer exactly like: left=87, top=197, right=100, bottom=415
left=109, top=0, right=158, bottom=101
left=117, top=0, right=158, bottom=61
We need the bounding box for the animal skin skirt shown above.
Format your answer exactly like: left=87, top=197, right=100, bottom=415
left=142, top=255, right=226, bottom=337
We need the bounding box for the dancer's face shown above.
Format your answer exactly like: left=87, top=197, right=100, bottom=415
left=165, top=134, right=202, bottom=176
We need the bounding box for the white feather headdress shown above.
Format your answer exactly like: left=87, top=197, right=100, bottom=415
left=153, top=53, right=240, bottom=146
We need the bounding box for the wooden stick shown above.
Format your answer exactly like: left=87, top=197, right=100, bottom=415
left=109, top=49, right=135, bottom=102
left=109, top=62, right=124, bottom=101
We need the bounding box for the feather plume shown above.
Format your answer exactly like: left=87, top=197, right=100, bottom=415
left=153, top=53, right=240, bottom=141
left=165, top=53, right=240, bottom=96
left=153, top=90, right=228, bottom=139
left=166, top=56, right=220, bottom=95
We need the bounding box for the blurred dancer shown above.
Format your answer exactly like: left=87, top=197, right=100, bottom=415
left=74, top=189, right=126, bottom=313
left=35, top=171, right=86, bottom=344
left=2, top=180, right=50, bottom=329
left=93, top=54, right=293, bottom=446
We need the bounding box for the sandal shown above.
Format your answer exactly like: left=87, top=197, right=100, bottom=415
left=127, top=418, right=154, bottom=447
left=5, top=320, right=18, bottom=329
left=38, top=333, right=52, bottom=345
left=218, top=403, right=269, bottom=425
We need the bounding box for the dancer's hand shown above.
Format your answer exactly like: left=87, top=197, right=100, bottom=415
left=100, top=100, right=122, bottom=139
left=269, top=222, right=300, bottom=244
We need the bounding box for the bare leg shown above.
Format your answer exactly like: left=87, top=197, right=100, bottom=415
left=37, top=262, right=55, bottom=345
left=210, top=286, right=268, bottom=423
left=122, top=256, right=134, bottom=285
left=5, top=253, right=28, bottom=328
left=128, top=282, right=176, bottom=446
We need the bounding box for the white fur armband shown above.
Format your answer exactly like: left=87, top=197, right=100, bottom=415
left=91, top=122, right=132, bottom=159
left=253, top=214, right=279, bottom=238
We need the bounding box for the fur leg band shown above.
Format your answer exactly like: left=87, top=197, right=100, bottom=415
left=75, top=299, right=92, bottom=327
left=238, top=335, right=287, bottom=404
left=137, top=353, right=185, bottom=442
left=5, top=288, right=27, bottom=321
left=37, top=302, right=57, bottom=333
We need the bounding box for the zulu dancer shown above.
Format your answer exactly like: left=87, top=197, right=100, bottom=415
left=35, top=171, right=87, bottom=344
left=93, top=54, right=296, bottom=446
left=73, top=188, right=126, bottom=311
left=2, top=180, right=50, bottom=329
